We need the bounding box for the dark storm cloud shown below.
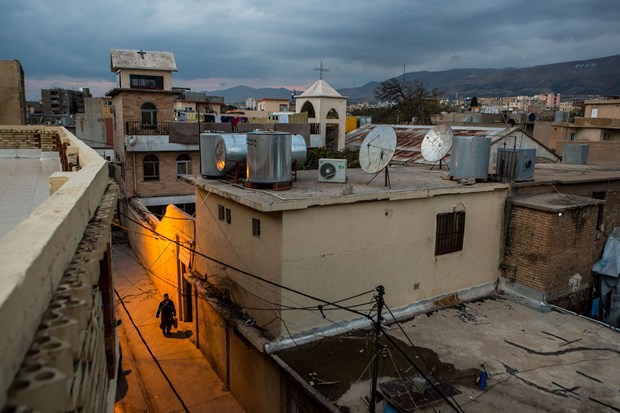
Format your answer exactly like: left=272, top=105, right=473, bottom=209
left=2, top=0, right=619, bottom=99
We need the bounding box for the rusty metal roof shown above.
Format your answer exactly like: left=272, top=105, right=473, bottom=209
left=346, top=124, right=508, bottom=164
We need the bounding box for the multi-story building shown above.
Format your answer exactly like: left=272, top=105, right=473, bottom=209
left=107, top=49, right=198, bottom=215
left=41, top=87, right=91, bottom=116
left=256, top=97, right=290, bottom=113
left=173, top=91, right=225, bottom=120
left=0, top=60, right=26, bottom=125
left=74, top=97, right=114, bottom=160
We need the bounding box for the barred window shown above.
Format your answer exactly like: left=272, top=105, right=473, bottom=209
left=435, top=211, right=465, bottom=256
left=225, top=208, right=232, bottom=224
left=218, top=205, right=225, bottom=221
left=252, top=218, right=261, bottom=238
left=176, top=154, right=191, bottom=178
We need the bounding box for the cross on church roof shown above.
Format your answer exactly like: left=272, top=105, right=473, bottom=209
left=314, top=61, right=329, bottom=80
left=137, top=50, right=146, bottom=59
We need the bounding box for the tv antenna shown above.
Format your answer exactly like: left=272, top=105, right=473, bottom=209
left=421, top=125, right=453, bottom=169
left=359, top=125, right=397, bottom=187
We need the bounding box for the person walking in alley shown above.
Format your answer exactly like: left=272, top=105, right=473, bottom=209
left=156, top=293, right=176, bottom=336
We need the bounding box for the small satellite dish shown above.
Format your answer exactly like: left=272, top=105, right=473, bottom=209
left=359, top=125, right=397, bottom=174
left=421, top=125, right=453, bottom=162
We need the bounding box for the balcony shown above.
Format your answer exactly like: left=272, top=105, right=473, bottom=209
left=125, top=121, right=170, bottom=135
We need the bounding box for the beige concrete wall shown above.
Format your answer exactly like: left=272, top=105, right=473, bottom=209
left=0, top=126, right=111, bottom=409
left=193, top=286, right=283, bottom=413
left=193, top=189, right=285, bottom=336
left=118, top=69, right=173, bottom=91
left=557, top=140, right=620, bottom=161
left=193, top=186, right=507, bottom=338
left=585, top=100, right=620, bottom=118
left=123, top=202, right=194, bottom=297
left=278, top=190, right=507, bottom=334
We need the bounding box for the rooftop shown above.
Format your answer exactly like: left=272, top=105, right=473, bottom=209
left=299, top=79, right=346, bottom=99
left=183, top=161, right=620, bottom=213
left=183, top=166, right=508, bottom=212
left=0, top=151, right=59, bottom=238
left=512, top=193, right=605, bottom=212
left=277, top=293, right=620, bottom=412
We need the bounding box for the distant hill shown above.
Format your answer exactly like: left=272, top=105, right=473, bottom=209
left=204, top=85, right=293, bottom=105
left=206, top=54, right=620, bottom=104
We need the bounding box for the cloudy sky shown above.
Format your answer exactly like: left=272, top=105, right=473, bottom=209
left=2, top=0, right=620, bottom=100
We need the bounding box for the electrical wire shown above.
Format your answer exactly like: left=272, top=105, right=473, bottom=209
left=118, top=211, right=373, bottom=321
left=114, top=288, right=190, bottom=413
left=381, top=330, right=465, bottom=413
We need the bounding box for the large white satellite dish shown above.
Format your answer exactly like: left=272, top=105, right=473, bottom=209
left=421, top=125, right=453, bottom=163
left=359, top=125, right=397, bottom=173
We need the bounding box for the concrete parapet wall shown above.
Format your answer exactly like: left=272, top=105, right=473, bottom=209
left=0, top=126, right=113, bottom=409
left=558, top=140, right=620, bottom=162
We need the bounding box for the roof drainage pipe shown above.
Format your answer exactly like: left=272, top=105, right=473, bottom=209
left=264, top=281, right=496, bottom=354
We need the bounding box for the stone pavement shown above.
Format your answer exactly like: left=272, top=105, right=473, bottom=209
left=112, top=242, right=245, bottom=413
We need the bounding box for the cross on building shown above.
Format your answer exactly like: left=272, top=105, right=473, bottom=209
left=137, top=50, right=146, bottom=59
left=314, top=61, right=329, bottom=80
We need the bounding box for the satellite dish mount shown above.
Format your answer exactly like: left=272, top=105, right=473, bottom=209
left=359, top=125, right=397, bottom=188
left=421, top=125, right=453, bottom=170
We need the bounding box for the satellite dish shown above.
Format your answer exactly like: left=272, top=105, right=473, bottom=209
left=421, top=125, right=453, bottom=162
left=359, top=125, right=397, bottom=174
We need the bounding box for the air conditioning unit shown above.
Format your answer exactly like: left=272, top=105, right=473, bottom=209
left=497, top=148, right=536, bottom=181
left=318, top=158, right=346, bottom=183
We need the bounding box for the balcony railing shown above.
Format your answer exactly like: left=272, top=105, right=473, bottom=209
left=125, top=121, right=170, bottom=135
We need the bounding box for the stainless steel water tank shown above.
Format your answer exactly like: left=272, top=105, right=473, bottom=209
left=451, top=136, right=491, bottom=180
left=214, top=134, right=247, bottom=173
left=246, top=131, right=292, bottom=183
left=291, top=134, right=307, bottom=166
left=200, top=133, right=227, bottom=178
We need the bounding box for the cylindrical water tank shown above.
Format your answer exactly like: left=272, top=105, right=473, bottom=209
left=451, top=136, right=491, bottom=180
left=246, top=131, right=292, bottom=184
left=199, top=133, right=227, bottom=178
left=291, top=134, right=307, bottom=166
left=214, top=134, right=247, bottom=173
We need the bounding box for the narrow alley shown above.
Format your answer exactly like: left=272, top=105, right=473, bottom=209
left=112, top=240, right=245, bottom=413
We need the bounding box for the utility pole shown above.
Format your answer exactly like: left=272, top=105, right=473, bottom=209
left=369, top=285, right=385, bottom=413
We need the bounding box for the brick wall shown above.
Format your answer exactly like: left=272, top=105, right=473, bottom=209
left=504, top=204, right=598, bottom=308
left=125, top=151, right=198, bottom=197
left=0, top=127, right=61, bottom=151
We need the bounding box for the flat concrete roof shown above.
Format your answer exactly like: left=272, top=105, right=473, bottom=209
left=277, top=293, right=620, bottom=412
left=183, top=165, right=509, bottom=212
left=513, top=193, right=605, bottom=212
left=0, top=155, right=59, bottom=238
left=183, top=160, right=620, bottom=213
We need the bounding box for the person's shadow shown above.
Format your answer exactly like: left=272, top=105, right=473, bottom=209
left=166, top=330, right=193, bottom=339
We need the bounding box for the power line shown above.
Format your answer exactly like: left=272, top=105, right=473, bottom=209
left=118, top=211, right=373, bottom=321
left=114, top=288, right=190, bottom=413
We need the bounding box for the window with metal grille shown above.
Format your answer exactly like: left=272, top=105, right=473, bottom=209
left=225, top=208, right=232, bottom=224
left=218, top=205, right=225, bottom=221
left=435, top=211, right=465, bottom=256
left=252, top=218, right=261, bottom=238
left=176, top=154, right=191, bottom=178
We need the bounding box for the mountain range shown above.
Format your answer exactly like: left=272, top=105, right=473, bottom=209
left=205, top=54, right=620, bottom=104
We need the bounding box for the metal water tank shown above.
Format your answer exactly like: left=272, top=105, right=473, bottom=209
left=199, top=133, right=227, bottom=178
left=291, top=134, right=307, bottom=166
left=451, top=136, right=491, bottom=180
left=554, top=111, right=568, bottom=122
left=246, top=131, right=292, bottom=184
left=214, top=134, right=247, bottom=172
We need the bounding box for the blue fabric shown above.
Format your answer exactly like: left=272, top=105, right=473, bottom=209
left=591, top=297, right=601, bottom=316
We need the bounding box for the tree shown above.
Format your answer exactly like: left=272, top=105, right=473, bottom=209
left=470, top=96, right=479, bottom=108
left=374, top=79, right=446, bottom=124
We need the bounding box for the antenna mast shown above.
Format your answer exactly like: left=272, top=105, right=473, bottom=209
left=369, top=285, right=385, bottom=413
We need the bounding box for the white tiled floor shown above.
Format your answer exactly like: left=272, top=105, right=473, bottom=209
left=0, top=158, right=60, bottom=239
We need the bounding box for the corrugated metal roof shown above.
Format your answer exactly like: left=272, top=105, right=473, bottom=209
left=346, top=124, right=508, bottom=164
